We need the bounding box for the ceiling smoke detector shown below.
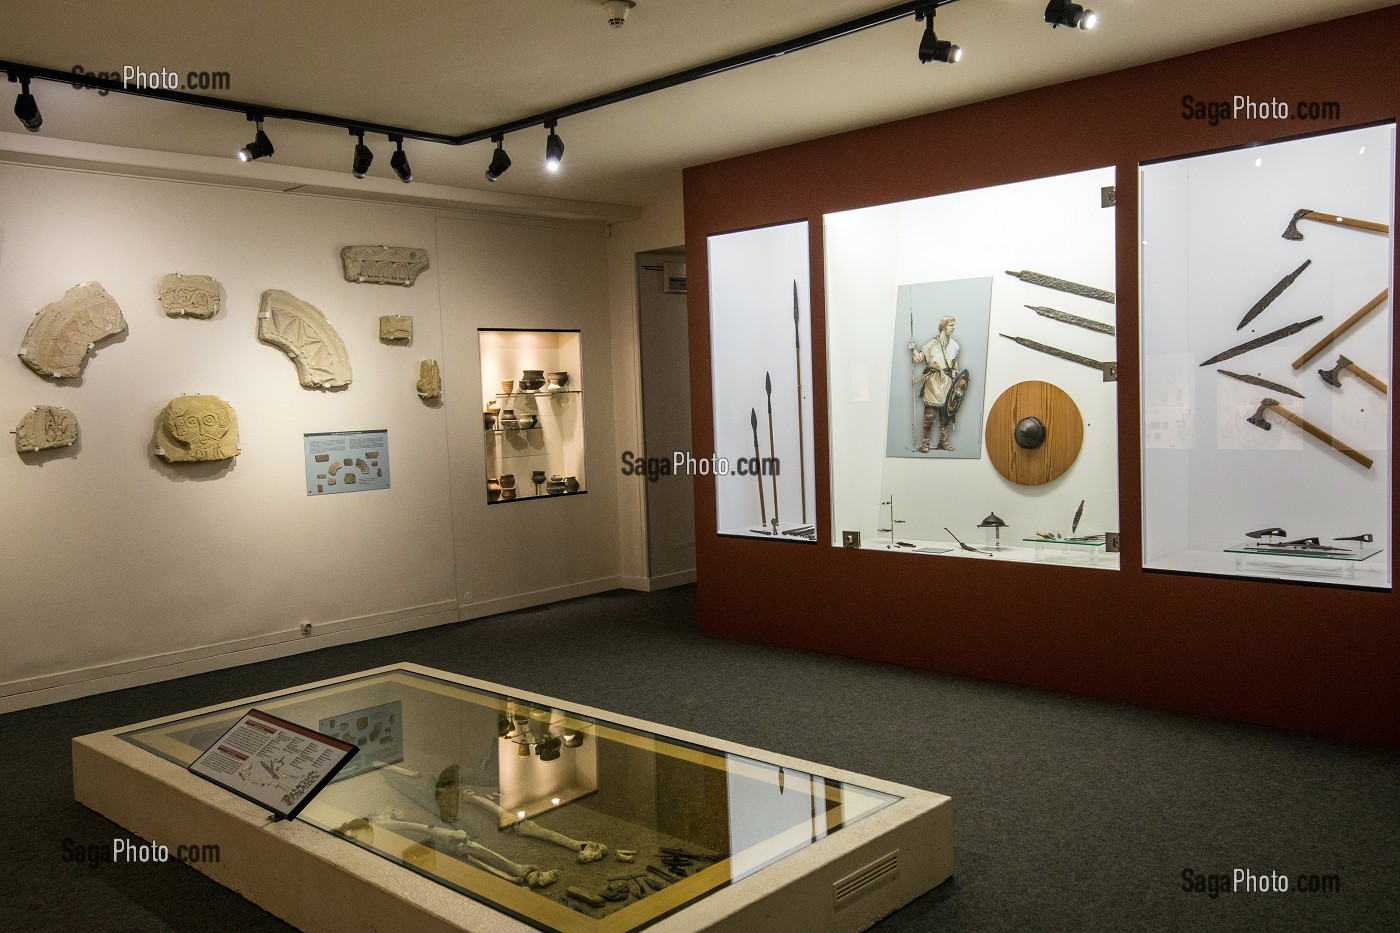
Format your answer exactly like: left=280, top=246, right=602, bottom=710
left=603, top=1, right=635, bottom=29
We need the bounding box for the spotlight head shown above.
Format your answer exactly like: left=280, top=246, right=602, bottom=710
left=916, top=8, right=960, bottom=65
left=544, top=120, right=565, bottom=174
left=1045, top=0, right=1096, bottom=30
left=237, top=117, right=274, bottom=162
left=350, top=129, right=373, bottom=179
left=13, top=76, right=42, bottom=133
left=389, top=135, right=412, bottom=183
left=486, top=135, right=512, bottom=182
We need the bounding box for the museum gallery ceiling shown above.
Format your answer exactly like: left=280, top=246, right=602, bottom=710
left=1, top=0, right=1394, bottom=206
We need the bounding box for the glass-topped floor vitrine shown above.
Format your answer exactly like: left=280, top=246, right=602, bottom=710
left=79, top=664, right=952, bottom=933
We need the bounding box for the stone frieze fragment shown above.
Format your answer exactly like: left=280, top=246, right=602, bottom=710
left=15, top=405, right=79, bottom=453
left=18, top=282, right=127, bottom=378
left=257, top=289, right=352, bottom=389
left=153, top=395, right=240, bottom=462
left=158, top=273, right=222, bottom=318
left=379, top=315, right=413, bottom=341
left=417, top=359, right=441, bottom=399
left=342, top=246, right=430, bottom=286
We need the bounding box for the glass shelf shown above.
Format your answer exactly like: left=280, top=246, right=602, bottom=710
left=483, top=426, right=541, bottom=434
left=495, top=390, right=582, bottom=398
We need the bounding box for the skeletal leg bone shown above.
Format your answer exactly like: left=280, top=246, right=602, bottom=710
left=462, top=790, right=609, bottom=863
left=457, top=841, right=558, bottom=888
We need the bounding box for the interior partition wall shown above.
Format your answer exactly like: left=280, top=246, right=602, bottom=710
left=682, top=6, right=1400, bottom=746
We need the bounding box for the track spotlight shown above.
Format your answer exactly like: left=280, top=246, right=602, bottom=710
left=1044, top=0, right=1096, bottom=30
left=485, top=135, right=512, bottom=182
left=916, top=8, right=961, bottom=64
left=236, top=117, right=274, bottom=162
left=13, top=76, right=42, bottom=132
left=389, top=135, right=412, bottom=183
left=544, top=120, right=565, bottom=173
left=350, top=129, right=373, bottom=179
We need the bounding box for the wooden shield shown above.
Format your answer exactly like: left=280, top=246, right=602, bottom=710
left=985, top=380, right=1083, bottom=486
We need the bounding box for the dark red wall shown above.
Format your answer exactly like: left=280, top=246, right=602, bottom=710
left=682, top=8, right=1400, bottom=746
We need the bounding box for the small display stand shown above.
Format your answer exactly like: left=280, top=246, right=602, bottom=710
left=1224, top=543, right=1385, bottom=580
left=1024, top=533, right=1109, bottom=564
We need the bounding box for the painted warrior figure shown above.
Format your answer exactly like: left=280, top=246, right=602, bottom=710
left=909, top=315, right=961, bottom=452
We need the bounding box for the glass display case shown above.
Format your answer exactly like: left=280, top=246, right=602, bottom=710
left=707, top=222, right=817, bottom=542
left=113, top=665, right=937, bottom=933
left=479, top=329, right=585, bottom=503
left=1140, top=123, right=1393, bottom=587
left=823, top=167, right=1120, bottom=568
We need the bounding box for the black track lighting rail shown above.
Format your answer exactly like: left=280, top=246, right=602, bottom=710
left=0, top=1, right=957, bottom=150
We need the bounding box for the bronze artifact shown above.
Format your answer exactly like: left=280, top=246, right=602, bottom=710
left=1236, top=259, right=1311, bottom=331
left=1025, top=304, right=1115, bottom=335
left=1198, top=316, right=1323, bottom=367
left=1216, top=369, right=1304, bottom=399
left=1005, top=269, right=1114, bottom=304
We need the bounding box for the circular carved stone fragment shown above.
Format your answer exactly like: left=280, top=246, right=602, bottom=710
left=1013, top=416, right=1046, bottom=450
left=985, top=381, right=1083, bottom=486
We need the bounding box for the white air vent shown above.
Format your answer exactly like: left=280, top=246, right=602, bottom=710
left=832, top=850, right=899, bottom=907
left=662, top=261, right=686, bottom=294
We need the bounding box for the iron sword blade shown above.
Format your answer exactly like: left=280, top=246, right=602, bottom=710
left=1236, top=259, right=1311, bottom=330
left=1199, top=316, right=1323, bottom=367
left=1216, top=369, right=1305, bottom=399
left=1006, top=269, right=1115, bottom=304
left=1025, top=305, right=1116, bottom=335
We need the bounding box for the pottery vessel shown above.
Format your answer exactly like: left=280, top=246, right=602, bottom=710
left=519, top=369, right=545, bottom=392
left=483, top=412, right=497, bottom=430
left=546, top=371, right=570, bottom=390
left=546, top=474, right=566, bottom=496
left=500, top=379, right=514, bottom=394
left=487, top=477, right=502, bottom=502
left=564, top=476, right=580, bottom=494
left=499, top=473, right=516, bottom=489
left=500, top=487, right=517, bottom=501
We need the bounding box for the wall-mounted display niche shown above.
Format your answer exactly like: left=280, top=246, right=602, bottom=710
left=478, top=329, right=585, bottom=503
left=1141, top=123, right=1394, bottom=588
left=708, top=221, right=817, bottom=542
left=824, top=167, right=1120, bottom=568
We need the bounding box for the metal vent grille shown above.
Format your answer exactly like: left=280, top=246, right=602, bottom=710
left=832, top=850, right=899, bottom=907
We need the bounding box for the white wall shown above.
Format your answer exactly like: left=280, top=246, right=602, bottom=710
left=602, top=195, right=687, bottom=588
left=0, top=161, right=623, bottom=708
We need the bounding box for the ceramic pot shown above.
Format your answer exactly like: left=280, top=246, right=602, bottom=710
left=546, top=474, right=566, bottom=496
left=564, top=476, right=580, bottom=494
left=500, top=379, right=514, bottom=395
left=520, top=369, right=545, bottom=392
left=531, top=470, right=547, bottom=486
left=487, top=478, right=502, bottom=502
left=499, top=473, right=516, bottom=489
left=500, top=487, right=517, bottom=501
left=547, top=371, right=570, bottom=390
left=483, top=411, right=497, bottom=430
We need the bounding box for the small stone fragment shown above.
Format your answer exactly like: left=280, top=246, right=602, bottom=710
left=417, top=360, right=441, bottom=399
left=158, top=273, right=221, bottom=318
left=379, top=315, right=413, bottom=341
left=15, top=405, right=79, bottom=453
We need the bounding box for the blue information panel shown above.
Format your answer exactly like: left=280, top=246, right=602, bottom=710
left=304, top=430, right=390, bottom=496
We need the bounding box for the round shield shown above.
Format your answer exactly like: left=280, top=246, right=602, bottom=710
left=941, top=369, right=971, bottom=418
left=985, top=381, right=1083, bottom=486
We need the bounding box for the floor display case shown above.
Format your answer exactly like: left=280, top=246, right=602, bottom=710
left=824, top=168, right=1119, bottom=568
left=77, top=664, right=952, bottom=933
left=1140, top=123, right=1394, bottom=587
left=707, top=222, right=817, bottom=542
left=480, top=329, right=586, bottom=503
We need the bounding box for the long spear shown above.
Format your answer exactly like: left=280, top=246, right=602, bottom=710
left=910, top=303, right=919, bottom=449
left=792, top=281, right=807, bottom=524
left=766, top=372, right=779, bottom=527
left=750, top=408, right=766, bottom=527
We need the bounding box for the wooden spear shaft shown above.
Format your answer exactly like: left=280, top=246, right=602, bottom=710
left=766, top=372, right=779, bottom=526
left=1292, top=289, right=1388, bottom=369
left=750, top=408, right=766, bottom=526
left=793, top=281, right=807, bottom=524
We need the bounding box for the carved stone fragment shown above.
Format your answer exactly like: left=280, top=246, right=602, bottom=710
left=342, top=246, right=430, bottom=286
left=257, top=290, right=352, bottom=388
left=379, top=315, right=413, bottom=341
left=417, top=360, right=441, bottom=399
left=153, top=395, right=240, bottom=462
left=15, top=405, right=78, bottom=453
left=19, top=283, right=127, bottom=378
left=158, top=273, right=221, bottom=318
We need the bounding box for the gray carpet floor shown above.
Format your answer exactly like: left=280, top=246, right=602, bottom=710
left=3, top=585, right=1398, bottom=932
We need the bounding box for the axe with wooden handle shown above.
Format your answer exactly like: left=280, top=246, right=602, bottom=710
left=1318, top=355, right=1388, bottom=394
left=1245, top=397, right=1373, bottom=469
left=1282, top=208, right=1390, bottom=240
